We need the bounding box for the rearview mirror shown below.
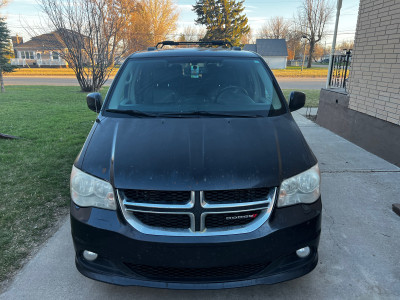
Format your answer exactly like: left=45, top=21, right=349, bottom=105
left=289, top=91, right=306, bottom=112
left=87, top=93, right=102, bottom=113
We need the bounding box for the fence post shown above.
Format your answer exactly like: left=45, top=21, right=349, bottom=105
left=343, top=50, right=351, bottom=89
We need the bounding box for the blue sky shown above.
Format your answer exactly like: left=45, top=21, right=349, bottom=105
left=2, top=0, right=359, bottom=44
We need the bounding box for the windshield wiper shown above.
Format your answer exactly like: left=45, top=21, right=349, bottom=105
left=105, top=109, right=158, bottom=118
left=105, top=109, right=264, bottom=118
left=157, top=111, right=264, bottom=118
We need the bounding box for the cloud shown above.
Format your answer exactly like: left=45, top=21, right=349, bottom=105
left=248, top=17, right=267, bottom=23
left=14, top=0, right=37, bottom=4
left=177, top=21, right=196, bottom=26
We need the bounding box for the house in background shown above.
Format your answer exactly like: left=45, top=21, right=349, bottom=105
left=317, top=0, right=400, bottom=166
left=244, top=39, right=288, bottom=69
left=11, top=31, right=68, bottom=68
left=11, top=35, right=23, bottom=57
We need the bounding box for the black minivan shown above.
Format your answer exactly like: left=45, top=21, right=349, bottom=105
left=70, top=42, right=321, bottom=289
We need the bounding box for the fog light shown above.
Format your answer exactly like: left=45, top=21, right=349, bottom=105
left=83, top=250, right=98, bottom=261
left=296, top=247, right=310, bottom=258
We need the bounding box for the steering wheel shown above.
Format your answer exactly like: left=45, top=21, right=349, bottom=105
left=216, top=85, right=248, bottom=99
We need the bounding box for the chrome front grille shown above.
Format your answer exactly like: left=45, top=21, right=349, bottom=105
left=118, top=188, right=276, bottom=236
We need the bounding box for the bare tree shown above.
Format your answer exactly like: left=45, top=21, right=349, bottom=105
left=313, top=43, right=325, bottom=61
left=286, top=24, right=303, bottom=60
left=39, top=0, right=129, bottom=92
left=0, top=0, right=8, bottom=8
left=297, top=0, right=333, bottom=68
left=257, top=17, right=301, bottom=60
left=259, top=17, right=291, bottom=40
left=240, top=27, right=254, bottom=45
left=179, top=25, right=206, bottom=42
left=337, top=39, right=354, bottom=51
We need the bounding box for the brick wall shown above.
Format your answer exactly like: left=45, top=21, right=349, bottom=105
left=347, top=0, right=400, bottom=125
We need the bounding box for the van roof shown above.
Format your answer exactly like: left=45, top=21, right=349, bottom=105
left=128, top=47, right=260, bottom=59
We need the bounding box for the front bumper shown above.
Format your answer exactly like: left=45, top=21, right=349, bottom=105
left=71, top=199, right=321, bottom=289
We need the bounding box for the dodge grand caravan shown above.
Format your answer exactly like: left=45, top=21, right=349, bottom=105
left=70, top=41, right=321, bottom=289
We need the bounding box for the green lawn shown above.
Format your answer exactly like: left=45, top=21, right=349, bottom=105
left=0, top=86, right=319, bottom=284
left=285, top=66, right=328, bottom=70
left=0, top=86, right=107, bottom=283
left=282, top=89, right=320, bottom=107
left=272, top=67, right=328, bottom=78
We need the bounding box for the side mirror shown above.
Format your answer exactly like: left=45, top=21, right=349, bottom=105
left=87, top=93, right=102, bottom=113
left=289, top=91, right=306, bottom=112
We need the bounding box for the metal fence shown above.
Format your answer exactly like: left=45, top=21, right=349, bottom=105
left=328, top=50, right=352, bottom=91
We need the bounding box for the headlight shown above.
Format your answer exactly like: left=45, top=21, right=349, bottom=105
left=70, top=166, right=116, bottom=210
left=278, top=164, right=321, bottom=207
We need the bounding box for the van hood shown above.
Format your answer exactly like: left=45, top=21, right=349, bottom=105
left=79, top=114, right=316, bottom=190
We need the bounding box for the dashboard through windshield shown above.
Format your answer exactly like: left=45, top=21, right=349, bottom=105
left=106, top=56, right=285, bottom=117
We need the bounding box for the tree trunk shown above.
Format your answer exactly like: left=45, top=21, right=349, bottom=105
left=75, top=72, right=94, bottom=92
left=0, top=68, right=4, bottom=93
left=307, top=41, right=315, bottom=68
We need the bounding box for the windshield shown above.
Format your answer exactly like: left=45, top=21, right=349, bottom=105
left=106, top=56, right=285, bottom=116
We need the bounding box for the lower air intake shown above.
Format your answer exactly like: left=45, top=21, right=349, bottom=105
left=125, top=262, right=269, bottom=281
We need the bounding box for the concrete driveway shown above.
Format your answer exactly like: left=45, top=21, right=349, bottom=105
left=1, top=113, right=399, bottom=299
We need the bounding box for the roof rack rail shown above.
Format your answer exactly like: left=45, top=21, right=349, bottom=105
left=155, top=40, right=234, bottom=49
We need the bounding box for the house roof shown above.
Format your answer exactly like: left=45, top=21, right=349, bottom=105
left=14, top=31, right=65, bottom=51
left=244, top=39, right=288, bottom=57
left=243, top=44, right=257, bottom=52
left=11, top=36, right=24, bottom=47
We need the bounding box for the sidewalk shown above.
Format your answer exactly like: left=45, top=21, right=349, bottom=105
left=1, top=113, right=400, bottom=299
left=297, top=107, right=318, bottom=117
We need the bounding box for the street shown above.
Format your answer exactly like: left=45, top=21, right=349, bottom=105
left=3, top=76, right=114, bottom=87
left=3, top=76, right=326, bottom=90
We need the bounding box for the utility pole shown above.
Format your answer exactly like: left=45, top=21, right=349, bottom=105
left=326, top=0, right=343, bottom=88
left=301, top=35, right=307, bottom=71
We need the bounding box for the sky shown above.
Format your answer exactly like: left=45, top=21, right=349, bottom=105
left=1, top=0, right=360, bottom=45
